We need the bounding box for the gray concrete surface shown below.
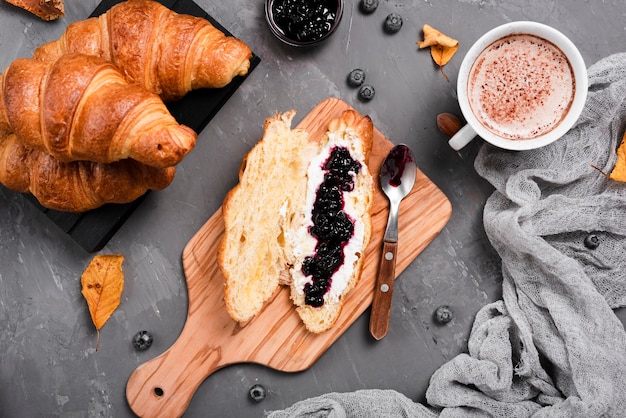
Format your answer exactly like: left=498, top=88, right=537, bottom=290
left=0, top=0, right=625, bottom=416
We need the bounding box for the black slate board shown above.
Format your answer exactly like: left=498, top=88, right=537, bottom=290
left=23, top=0, right=261, bottom=253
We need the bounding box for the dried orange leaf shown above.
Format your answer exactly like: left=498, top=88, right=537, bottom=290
left=610, top=131, right=626, bottom=181
left=418, top=24, right=459, bottom=80
left=430, top=43, right=459, bottom=67
left=418, top=25, right=458, bottom=49
left=81, top=254, right=124, bottom=351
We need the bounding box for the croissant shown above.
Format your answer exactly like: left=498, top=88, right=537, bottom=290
left=5, top=0, right=64, bottom=21
left=0, top=53, right=197, bottom=168
left=33, top=0, right=253, bottom=102
left=0, top=133, right=175, bottom=212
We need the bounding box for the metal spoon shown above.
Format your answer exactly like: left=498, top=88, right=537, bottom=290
left=369, top=144, right=417, bottom=340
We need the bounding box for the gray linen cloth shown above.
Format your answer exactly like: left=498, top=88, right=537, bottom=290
left=267, top=53, right=626, bottom=417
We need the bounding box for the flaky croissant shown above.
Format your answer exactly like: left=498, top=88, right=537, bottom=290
left=0, top=53, right=197, bottom=168
left=0, top=133, right=175, bottom=212
left=33, top=0, right=253, bottom=102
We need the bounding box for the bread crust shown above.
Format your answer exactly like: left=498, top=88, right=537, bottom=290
left=327, top=109, right=374, bottom=161
left=219, top=109, right=375, bottom=333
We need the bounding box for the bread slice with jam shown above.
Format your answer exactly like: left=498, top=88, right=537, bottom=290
left=218, top=109, right=374, bottom=333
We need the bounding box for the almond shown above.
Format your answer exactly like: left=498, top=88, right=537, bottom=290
left=436, top=113, right=462, bottom=137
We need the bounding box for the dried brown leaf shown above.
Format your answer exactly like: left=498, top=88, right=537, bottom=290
left=81, top=254, right=124, bottom=351
left=418, top=24, right=459, bottom=81
left=610, top=132, right=626, bottom=182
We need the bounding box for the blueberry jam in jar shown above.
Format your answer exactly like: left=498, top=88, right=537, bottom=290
left=302, top=146, right=361, bottom=307
left=271, top=0, right=338, bottom=43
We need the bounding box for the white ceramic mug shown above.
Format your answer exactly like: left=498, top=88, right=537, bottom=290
left=449, top=21, right=588, bottom=151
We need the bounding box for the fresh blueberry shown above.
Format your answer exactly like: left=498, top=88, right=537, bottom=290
left=360, top=0, right=378, bottom=14
left=434, top=305, right=453, bottom=324
left=584, top=233, right=600, bottom=249
left=358, top=84, right=375, bottom=101
left=384, top=13, right=403, bottom=33
left=347, top=68, right=366, bottom=87
left=132, top=330, right=153, bottom=351
left=249, top=384, right=267, bottom=402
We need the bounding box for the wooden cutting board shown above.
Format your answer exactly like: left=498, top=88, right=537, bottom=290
left=125, top=98, right=452, bottom=417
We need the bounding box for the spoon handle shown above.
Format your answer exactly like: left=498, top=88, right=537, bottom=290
left=369, top=240, right=398, bottom=340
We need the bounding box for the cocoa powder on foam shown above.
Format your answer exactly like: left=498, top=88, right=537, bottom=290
left=468, top=34, right=575, bottom=140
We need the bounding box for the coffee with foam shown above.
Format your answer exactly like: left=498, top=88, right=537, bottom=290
left=467, top=34, right=575, bottom=141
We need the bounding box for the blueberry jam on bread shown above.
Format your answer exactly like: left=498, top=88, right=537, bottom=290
left=218, top=109, right=374, bottom=333
left=302, top=146, right=361, bottom=307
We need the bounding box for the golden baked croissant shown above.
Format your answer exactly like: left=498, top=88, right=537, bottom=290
left=0, top=53, right=197, bottom=168
left=33, top=0, right=253, bottom=102
left=0, top=133, right=175, bottom=212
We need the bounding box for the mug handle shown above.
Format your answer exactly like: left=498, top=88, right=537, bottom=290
left=448, top=123, right=477, bottom=150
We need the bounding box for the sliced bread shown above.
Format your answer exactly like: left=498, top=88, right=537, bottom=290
left=218, top=109, right=374, bottom=332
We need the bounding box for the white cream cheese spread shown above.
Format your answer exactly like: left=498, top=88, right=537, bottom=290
left=289, top=129, right=370, bottom=305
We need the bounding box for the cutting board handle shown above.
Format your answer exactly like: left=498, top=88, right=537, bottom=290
left=126, top=326, right=224, bottom=417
